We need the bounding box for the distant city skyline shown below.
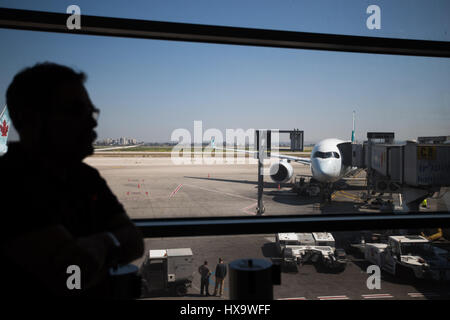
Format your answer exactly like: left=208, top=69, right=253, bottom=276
left=1, top=1, right=449, bottom=144
left=95, top=137, right=139, bottom=146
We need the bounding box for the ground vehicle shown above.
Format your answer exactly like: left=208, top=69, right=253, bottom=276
left=275, top=232, right=347, bottom=271
left=139, top=248, right=194, bottom=296
left=361, top=235, right=450, bottom=281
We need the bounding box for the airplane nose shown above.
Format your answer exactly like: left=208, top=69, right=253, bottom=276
left=316, top=160, right=340, bottom=181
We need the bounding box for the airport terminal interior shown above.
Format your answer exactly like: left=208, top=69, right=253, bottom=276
left=1, top=1, right=449, bottom=302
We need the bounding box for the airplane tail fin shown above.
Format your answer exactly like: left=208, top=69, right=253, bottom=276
left=351, top=110, right=355, bottom=143
left=0, top=106, right=11, bottom=155
left=211, top=138, right=215, bottom=149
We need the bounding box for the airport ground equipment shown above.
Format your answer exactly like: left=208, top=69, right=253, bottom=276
left=353, top=235, right=450, bottom=281
left=346, top=134, right=450, bottom=211
left=275, top=232, right=347, bottom=271
left=293, top=175, right=321, bottom=197
left=139, top=248, right=194, bottom=297
left=421, top=228, right=444, bottom=241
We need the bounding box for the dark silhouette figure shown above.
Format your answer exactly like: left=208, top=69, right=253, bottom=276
left=198, top=260, right=211, bottom=296
left=0, top=62, right=144, bottom=297
left=213, top=258, right=227, bottom=297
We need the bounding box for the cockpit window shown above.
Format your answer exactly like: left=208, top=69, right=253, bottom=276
left=313, top=151, right=339, bottom=159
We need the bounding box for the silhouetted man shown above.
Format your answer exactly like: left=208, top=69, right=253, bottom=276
left=0, top=62, right=144, bottom=297
left=198, top=260, right=211, bottom=296
left=213, top=258, right=227, bottom=297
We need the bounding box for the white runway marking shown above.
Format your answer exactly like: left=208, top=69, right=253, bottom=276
left=362, top=293, right=394, bottom=299
left=317, top=295, right=349, bottom=300
left=241, top=202, right=258, bottom=215
left=169, top=184, right=183, bottom=198
left=408, top=292, right=440, bottom=298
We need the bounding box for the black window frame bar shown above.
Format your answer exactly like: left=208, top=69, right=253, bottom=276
left=1, top=7, right=449, bottom=57
left=1, top=7, right=449, bottom=237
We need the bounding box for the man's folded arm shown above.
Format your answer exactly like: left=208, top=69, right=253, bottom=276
left=102, top=212, right=145, bottom=264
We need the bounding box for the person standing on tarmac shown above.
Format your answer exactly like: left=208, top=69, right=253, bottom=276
left=213, top=258, right=227, bottom=297
left=198, top=261, right=211, bottom=296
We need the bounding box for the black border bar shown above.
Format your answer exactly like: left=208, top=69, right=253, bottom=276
left=134, top=212, right=450, bottom=238
left=1, top=7, right=450, bottom=57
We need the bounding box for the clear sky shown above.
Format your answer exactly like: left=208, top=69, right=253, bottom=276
left=0, top=0, right=449, bottom=143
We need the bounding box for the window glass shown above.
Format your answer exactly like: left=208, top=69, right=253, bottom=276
left=0, top=27, right=448, bottom=219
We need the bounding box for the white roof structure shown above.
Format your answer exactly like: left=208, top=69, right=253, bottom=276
left=167, top=248, right=193, bottom=257
left=149, top=248, right=193, bottom=259
left=296, top=233, right=315, bottom=244
left=390, top=235, right=429, bottom=243
left=313, top=232, right=335, bottom=242
left=278, top=233, right=299, bottom=241
left=149, top=249, right=167, bottom=259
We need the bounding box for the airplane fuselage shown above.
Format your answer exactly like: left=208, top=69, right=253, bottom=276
left=309, top=138, right=351, bottom=183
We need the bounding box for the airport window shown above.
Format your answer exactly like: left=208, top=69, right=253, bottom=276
left=1, top=3, right=449, bottom=302
left=0, top=5, right=449, bottom=223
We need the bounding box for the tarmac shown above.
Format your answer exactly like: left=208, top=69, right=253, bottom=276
left=83, top=156, right=386, bottom=219
left=84, top=155, right=450, bottom=300
left=135, top=234, right=450, bottom=300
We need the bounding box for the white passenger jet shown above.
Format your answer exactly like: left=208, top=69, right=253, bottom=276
left=211, top=112, right=358, bottom=200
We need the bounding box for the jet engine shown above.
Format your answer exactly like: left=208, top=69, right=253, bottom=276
left=270, top=161, right=294, bottom=183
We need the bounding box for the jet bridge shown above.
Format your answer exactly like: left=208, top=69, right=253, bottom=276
left=346, top=133, right=450, bottom=212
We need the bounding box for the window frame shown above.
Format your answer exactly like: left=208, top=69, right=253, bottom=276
left=1, top=7, right=449, bottom=238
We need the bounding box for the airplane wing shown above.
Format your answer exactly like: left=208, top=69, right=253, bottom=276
left=211, top=138, right=311, bottom=165
left=94, top=144, right=144, bottom=152
left=269, top=152, right=311, bottom=165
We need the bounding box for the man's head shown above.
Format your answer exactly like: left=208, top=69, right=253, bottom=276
left=204, top=261, right=208, bottom=265
left=219, top=258, right=223, bottom=263
left=6, top=62, right=98, bottom=163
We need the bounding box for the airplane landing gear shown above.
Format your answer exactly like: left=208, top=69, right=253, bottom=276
left=320, top=183, right=334, bottom=203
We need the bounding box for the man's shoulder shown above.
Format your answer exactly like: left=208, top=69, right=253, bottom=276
left=79, top=162, right=100, bottom=176
left=76, top=162, right=104, bottom=183
left=0, top=152, right=23, bottom=191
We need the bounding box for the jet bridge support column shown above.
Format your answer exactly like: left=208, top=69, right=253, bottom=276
left=257, top=157, right=265, bottom=215
left=255, top=130, right=270, bottom=215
